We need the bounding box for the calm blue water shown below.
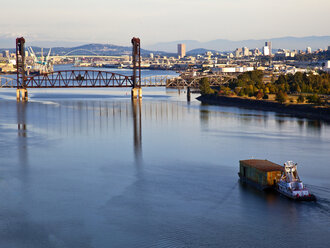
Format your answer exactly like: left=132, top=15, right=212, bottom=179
left=0, top=67, right=330, bottom=247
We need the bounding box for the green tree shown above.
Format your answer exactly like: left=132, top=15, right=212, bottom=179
left=306, top=94, right=322, bottom=105
left=234, top=87, right=241, bottom=95
left=275, top=90, right=287, bottom=103
left=256, top=90, right=264, bottom=100
left=297, top=94, right=305, bottom=103
left=219, top=86, right=232, bottom=95
left=238, top=90, right=245, bottom=96
left=199, top=77, right=214, bottom=95
left=264, top=87, right=270, bottom=94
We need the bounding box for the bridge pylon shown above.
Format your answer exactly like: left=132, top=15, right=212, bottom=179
left=131, top=37, right=142, bottom=99
left=16, top=37, right=28, bottom=101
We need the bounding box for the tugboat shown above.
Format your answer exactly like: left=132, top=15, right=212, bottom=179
left=277, top=161, right=316, bottom=201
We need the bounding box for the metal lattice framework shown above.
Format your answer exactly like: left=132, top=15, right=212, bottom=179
left=166, top=74, right=237, bottom=88
left=63, top=49, right=100, bottom=56
left=0, top=76, right=16, bottom=88
left=21, top=70, right=133, bottom=88
left=6, top=73, right=238, bottom=88
left=141, top=75, right=170, bottom=87
left=1, top=73, right=238, bottom=89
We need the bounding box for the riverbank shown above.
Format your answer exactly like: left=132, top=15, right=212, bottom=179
left=197, top=94, right=330, bottom=122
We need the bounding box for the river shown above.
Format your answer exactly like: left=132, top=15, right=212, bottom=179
left=0, top=66, right=329, bottom=247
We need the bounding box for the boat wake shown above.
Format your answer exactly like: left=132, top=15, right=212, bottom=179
left=305, top=184, right=330, bottom=215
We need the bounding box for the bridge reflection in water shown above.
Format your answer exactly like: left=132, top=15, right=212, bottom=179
left=13, top=98, right=323, bottom=170
left=13, top=99, right=190, bottom=167
left=132, top=99, right=142, bottom=163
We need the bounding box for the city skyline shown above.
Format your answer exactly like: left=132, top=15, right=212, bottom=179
left=1, top=0, right=329, bottom=47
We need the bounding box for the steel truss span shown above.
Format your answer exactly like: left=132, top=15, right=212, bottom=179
left=0, top=76, right=16, bottom=88
left=23, top=70, right=134, bottom=88
left=166, top=75, right=237, bottom=88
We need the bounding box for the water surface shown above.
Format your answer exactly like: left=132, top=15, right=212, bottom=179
left=0, top=79, right=329, bottom=247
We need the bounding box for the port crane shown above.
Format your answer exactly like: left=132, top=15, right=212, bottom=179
left=27, top=46, right=53, bottom=74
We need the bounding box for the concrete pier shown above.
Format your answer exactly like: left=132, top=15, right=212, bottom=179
left=16, top=89, right=28, bottom=101
left=138, top=88, right=142, bottom=99
left=131, top=88, right=142, bottom=99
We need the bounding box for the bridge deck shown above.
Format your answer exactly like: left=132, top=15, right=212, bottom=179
left=1, top=70, right=234, bottom=89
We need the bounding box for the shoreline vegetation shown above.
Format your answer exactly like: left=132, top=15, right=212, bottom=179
left=197, top=70, right=330, bottom=122
left=197, top=94, right=330, bottom=122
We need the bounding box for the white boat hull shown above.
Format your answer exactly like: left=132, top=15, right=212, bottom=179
left=277, top=181, right=316, bottom=201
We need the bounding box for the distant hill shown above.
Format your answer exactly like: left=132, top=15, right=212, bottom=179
left=50, top=43, right=135, bottom=56
left=1, top=36, right=329, bottom=56
left=0, top=43, right=170, bottom=56
left=47, top=43, right=170, bottom=56
left=145, top=36, right=330, bottom=53
left=186, top=48, right=219, bottom=55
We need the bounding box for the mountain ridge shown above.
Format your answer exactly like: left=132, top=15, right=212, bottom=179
left=1, top=36, right=329, bottom=55
left=0, top=43, right=171, bottom=56
left=145, top=36, right=330, bottom=53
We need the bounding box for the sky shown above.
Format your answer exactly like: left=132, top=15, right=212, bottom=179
left=0, top=0, right=329, bottom=47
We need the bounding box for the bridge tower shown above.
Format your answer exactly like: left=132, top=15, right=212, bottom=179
left=131, top=37, right=142, bottom=99
left=16, top=37, right=28, bottom=101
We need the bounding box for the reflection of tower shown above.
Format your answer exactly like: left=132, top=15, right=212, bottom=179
left=17, top=102, right=27, bottom=138
left=132, top=99, right=142, bottom=163
left=16, top=102, right=29, bottom=186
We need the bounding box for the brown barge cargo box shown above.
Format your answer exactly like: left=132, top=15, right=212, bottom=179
left=239, top=159, right=283, bottom=190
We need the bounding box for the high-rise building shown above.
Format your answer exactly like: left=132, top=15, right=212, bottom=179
left=263, top=46, right=270, bottom=56
left=306, top=47, right=312, bottom=54
left=234, top=47, right=243, bottom=57
left=243, top=47, right=249, bottom=56
left=177, top=44, right=186, bottom=58
left=265, top=41, right=272, bottom=55
left=253, top=48, right=261, bottom=56
left=324, top=61, right=330, bottom=73
left=2, top=50, right=9, bottom=58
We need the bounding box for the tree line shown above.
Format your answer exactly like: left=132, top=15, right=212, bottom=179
left=199, top=70, right=330, bottom=105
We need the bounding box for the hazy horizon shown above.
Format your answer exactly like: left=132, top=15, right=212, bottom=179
left=0, top=35, right=329, bottom=51
left=1, top=0, right=329, bottom=47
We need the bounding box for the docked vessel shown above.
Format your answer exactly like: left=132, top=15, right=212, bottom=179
left=238, top=159, right=316, bottom=201
left=277, top=161, right=316, bottom=201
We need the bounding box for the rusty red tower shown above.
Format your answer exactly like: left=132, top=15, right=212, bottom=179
left=131, top=37, right=141, bottom=89
left=16, top=37, right=26, bottom=89
left=16, top=37, right=28, bottom=101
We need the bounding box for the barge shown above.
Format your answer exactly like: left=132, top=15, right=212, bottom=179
left=239, top=159, right=283, bottom=190
left=239, top=159, right=316, bottom=201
